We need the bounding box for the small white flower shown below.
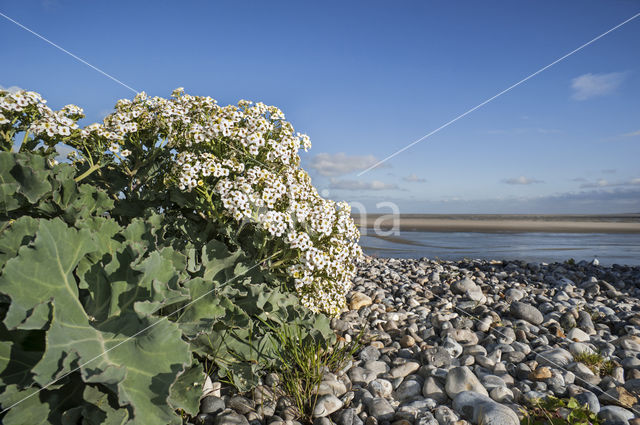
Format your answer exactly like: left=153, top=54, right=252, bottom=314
left=109, top=143, right=120, bottom=153
left=121, top=149, right=131, bottom=157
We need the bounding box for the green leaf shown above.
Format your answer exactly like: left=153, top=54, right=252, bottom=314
left=0, top=153, right=21, bottom=213
left=168, top=361, right=205, bottom=416
left=0, top=216, right=39, bottom=269
left=0, top=376, right=86, bottom=425
left=0, top=326, right=45, bottom=388
left=0, top=218, right=191, bottom=424
left=200, top=240, right=243, bottom=282
left=1, top=218, right=96, bottom=330
left=77, top=384, right=130, bottom=425
left=13, top=154, right=52, bottom=204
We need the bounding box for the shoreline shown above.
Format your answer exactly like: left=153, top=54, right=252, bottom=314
left=353, top=214, right=640, bottom=234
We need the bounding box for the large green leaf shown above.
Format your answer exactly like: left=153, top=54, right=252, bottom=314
left=0, top=218, right=96, bottom=330
left=0, top=218, right=191, bottom=424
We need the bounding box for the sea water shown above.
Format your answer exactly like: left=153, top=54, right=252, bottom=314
left=360, top=232, right=640, bottom=266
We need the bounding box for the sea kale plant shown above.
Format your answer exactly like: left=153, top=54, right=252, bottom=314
left=0, top=88, right=360, bottom=423
left=1, top=88, right=361, bottom=315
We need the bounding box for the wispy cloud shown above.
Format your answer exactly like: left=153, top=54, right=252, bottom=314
left=580, top=179, right=610, bottom=189
left=620, top=129, right=640, bottom=138
left=0, top=85, right=23, bottom=93
left=571, top=177, right=588, bottom=182
left=485, top=128, right=562, bottom=135
left=580, top=178, right=640, bottom=189
left=570, top=72, right=627, bottom=101
left=502, top=176, right=544, bottom=185
left=308, top=153, right=386, bottom=177
left=329, top=178, right=397, bottom=191
left=403, top=173, right=426, bottom=183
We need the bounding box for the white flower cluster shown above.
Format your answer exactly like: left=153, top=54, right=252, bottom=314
left=0, top=89, right=82, bottom=139
left=99, top=89, right=361, bottom=314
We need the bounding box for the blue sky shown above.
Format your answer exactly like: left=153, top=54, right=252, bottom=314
left=1, top=1, right=639, bottom=213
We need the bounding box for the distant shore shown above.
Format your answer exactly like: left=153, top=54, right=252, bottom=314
left=353, top=213, right=640, bottom=233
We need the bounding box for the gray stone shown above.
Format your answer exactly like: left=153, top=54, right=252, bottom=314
left=574, top=390, right=601, bottom=413
left=451, top=278, right=477, bottom=294
left=423, top=376, right=448, bottom=403
left=426, top=346, right=453, bottom=367
left=317, top=379, right=347, bottom=396
left=567, top=328, right=590, bottom=342
left=442, top=337, right=463, bottom=358
left=453, top=391, right=520, bottom=425
left=336, top=408, right=356, bottom=425
left=490, top=386, right=514, bottom=403
left=569, top=342, right=596, bottom=356
left=510, top=302, right=544, bottom=325
left=364, top=360, right=389, bottom=376
left=200, top=396, right=225, bottom=415
left=416, top=412, right=439, bottom=425
left=445, top=366, right=488, bottom=398
left=395, top=379, right=422, bottom=401
left=390, top=362, right=420, bottom=379
left=369, top=379, right=393, bottom=398
left=195, top=413, right=215, bottom=425
left=450, top=329, right=479, bottom=345
left=213, top=411, right=250, bottom=425
left=367, top=397, right=395, bottom=421
left=535, top=348, right=573, bottom=368
left=560, top=312, right=577, bottom=330
left=481, top=375, right=507, bottom=391
left=434, top=405, right=460, bottom=425
left=350, top=367, right=378, bottom=385
left=597, top=405, right=634, bottom=425
left=505, top=288, right=525, bottom=302
left=313, top=394, right=343, bottom=418
left=502, top=351, right=526, bottom=363
left=227, top=396, right=254, bottom=415
left=360, top=346, right=381, bottom=362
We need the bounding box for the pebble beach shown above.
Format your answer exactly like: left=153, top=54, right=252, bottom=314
left=193, top=255, right=640, bottom=425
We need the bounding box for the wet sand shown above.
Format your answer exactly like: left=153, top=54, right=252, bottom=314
left=353, top=214, right=640, bottom=233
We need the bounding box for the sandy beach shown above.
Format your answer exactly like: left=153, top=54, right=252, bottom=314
left=353, top=214, right=640, bottom=233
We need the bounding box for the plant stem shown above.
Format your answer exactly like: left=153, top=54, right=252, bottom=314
left=75, top=163, right=101, bottom=182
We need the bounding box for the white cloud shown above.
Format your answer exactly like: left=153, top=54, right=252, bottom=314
left=308, top=152, right=385, bottom=177
left=0, top=85, right=23, bottom=94
left=502, top=176, right=543, bottom=185
left=580, top=179, right=610, bottom=189
left=403, top=173, right=426, bottom=183
left=329, top=178, right=397, bottom=191
left=570, top=72, right=627, bottom=101
left=580, top=178, right=640, bottom=188
left=621, top=129, right=640, bottom=138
